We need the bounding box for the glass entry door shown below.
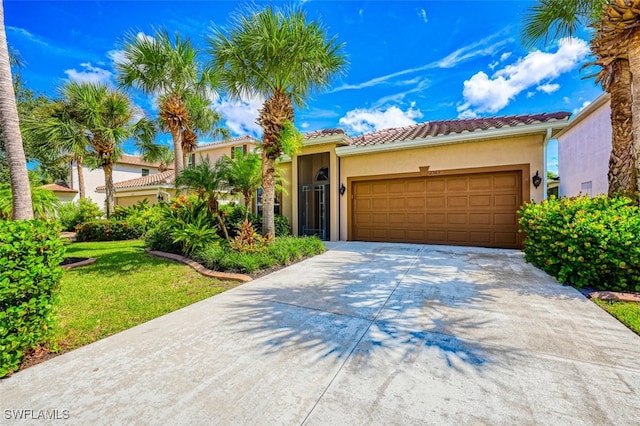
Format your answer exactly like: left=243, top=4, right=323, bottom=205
left=299, top=184, right=329, bottom=240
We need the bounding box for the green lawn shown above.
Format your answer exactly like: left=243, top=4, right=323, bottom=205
left=51, top=240, right=238, bottom=351
left=593, top=299, right=640, bottom=336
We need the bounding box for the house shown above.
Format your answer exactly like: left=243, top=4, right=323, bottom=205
left=101, top=112, right=571, bottom=249
left=68, top=154, right=168, bottom=209
left=103, top=136, right=259, bottom=207
left=555, top=93, right=610, bottom=197
left=39, top=182, right=77, bottom=203
left=278, top=112, right=570, bottom=249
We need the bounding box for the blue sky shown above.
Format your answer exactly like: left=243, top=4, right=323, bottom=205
left=6, top=1, right=604, bottom=172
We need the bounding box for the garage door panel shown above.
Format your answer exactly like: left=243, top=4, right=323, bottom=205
left=352, top=170, right=521, bottom=248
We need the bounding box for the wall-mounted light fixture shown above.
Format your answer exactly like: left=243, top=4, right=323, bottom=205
left=157, top=194, right=164, bottom=202
left=532, top=171, right=542, bottom=189
left=339, top=183, right=346, bottom=196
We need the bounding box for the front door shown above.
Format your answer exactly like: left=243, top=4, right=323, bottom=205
left=299, top=184, right=329, bottom=240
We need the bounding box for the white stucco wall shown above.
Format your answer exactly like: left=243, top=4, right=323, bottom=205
left=557, top=96, right=610, bottom=197
left=69, top=162, right=159, bottom=210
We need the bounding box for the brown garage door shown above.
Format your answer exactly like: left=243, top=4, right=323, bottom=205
left=352, top=171, right=522, bottom=248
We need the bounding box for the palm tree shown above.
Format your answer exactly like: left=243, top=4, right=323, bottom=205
left=523, top=0, right=640, bottom=198
left=180, top=93, right=229, bottom=168
left=30, top=81, right=159, bottom=216
left=206, top=5, right=347, bottom=236
left=117, top=29, right=222, bottom=175
left=0, top=1, right=32, bottom=219
left=174, top=157, right=230, bottom=239
left=143, top=144, right=174, bottom=172
left=217, top=151, right=262, bottom=220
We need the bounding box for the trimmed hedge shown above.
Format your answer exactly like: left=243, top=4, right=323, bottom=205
left=519, top=195, right=640, bottom=292
left=0, top=220, right=65, bottom=377
left=76, top=220, right=143, bottom=242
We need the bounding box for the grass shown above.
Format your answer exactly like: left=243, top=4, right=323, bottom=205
left=51, top=240, right=237, bottom=351
left=593, top=299, right=640, bottom=336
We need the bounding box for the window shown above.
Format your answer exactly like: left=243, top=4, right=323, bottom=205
left=142, top=169, right=149, bottom=176
left=231, top=144, right=247, bottom=159
left=255, top=188, right=281, bottom=216
left=188, top=154, right=195, bottom=167
left=315, top=167, right=329, bottom=182
left=581, top=181, right=592, bottom=196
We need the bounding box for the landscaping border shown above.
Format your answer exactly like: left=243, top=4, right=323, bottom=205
left=585, top=290, right=640, bottom=303
left=145, top=249, right=252, bottom=282
left=61, top=258, right=97, bottom=269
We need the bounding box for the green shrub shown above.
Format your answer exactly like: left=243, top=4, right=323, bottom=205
left=57, top=198, right=103, bottom=231
left=75, top=220, right=143, bottom=242
left=223, top=204, right=291, bottom=238
left=519, top=195, right=640, bottom=292
left=195, top=236, right=325, bottom=274
left=112, top=201, right=164, bottom=234
left=0, top=185, right=60, bottom=220
left=145, top=227, right=182, bottom=254
left=0, top=220, right=65, bottom=377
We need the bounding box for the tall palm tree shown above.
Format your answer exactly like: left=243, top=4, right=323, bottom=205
left=117, top=29, right=222, bottom=175
left=217, top=151, right=262, bottom=221
left=207, top=5, right=347, bottom=236
left=31, top=82, right=159, bottom=216
left=0, top=1, right=32, bottom=219
left=174, top=157, right=230, bottom=239
left=523, top=0, right=640, bottom=198
left=180, top=93, right=229, bottom=168
left=142, top=144, right=174, bottom=172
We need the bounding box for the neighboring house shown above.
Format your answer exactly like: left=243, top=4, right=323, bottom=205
left=39, top=182, right=77, bottom=203
left=104, top=136, right=259, bottom=207
left=555, top=93, right=611, bottom=197
left=68, top=154, right=167, bottom=209
left=278, top=112, right=570, bottom=249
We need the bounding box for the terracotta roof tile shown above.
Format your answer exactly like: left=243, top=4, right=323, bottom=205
left=350, top=112, right=571, bottom=146
left=39, top=183, right=77, bottom=193
left=97, top=170, right=175, bottom=191
left=197, top=135, right=259, bottom=149
left=117, top=154, right=169, bottom=169
left=304, top=128, right=346, bottom=139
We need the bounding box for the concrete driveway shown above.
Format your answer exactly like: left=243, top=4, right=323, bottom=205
left=2, top=242, right=639, bottom=425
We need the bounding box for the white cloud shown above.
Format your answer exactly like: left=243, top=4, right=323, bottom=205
left=64, top=62, right=113, bottom=84
left=537, top=83, right=560, bottom=94
left=339, top=104, right=423, bottom=134
left=526, top=91, right=536, bottom=98
left=457, top=38, right=589, bottom=117
left=214, top=93, right=264, bottom=137
left=108, top=49, right=127, bottom=65
left=500, top=52, right=512, bottom=62
left=301, top=122, right=310, bottom=129
left=417, top=9, right=428, bottom=24
left=573, top=100, right=592, bottom=115
left=488, top=61, right=499, bottom=70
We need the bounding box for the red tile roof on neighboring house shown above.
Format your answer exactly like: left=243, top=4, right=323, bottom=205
left=40, top=183, right=77, bottom=193
left=350, top=112, right=572, bottom=146
left=96, top=170, right=175, bottom=191
left=118, top=154, right=172, bottom=169
left=304, top=128, right=346, bottom=139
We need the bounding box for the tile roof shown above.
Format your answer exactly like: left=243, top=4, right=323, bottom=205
left=97, top=170, right=175, bottom=191
left=304, top=128, right=346, bottom=139
left=197, top=135, right=259, bottom=149
left=40, top=183, right=77, bottom=193
left=350, top=112, right=572, bottom=146
left=117, top=154, right=168, bottom=169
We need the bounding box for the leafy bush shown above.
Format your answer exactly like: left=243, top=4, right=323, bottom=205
left=76, top=220, right=143, bottom=242
left=145, top=195, right=220, bottom=255
left=229, top=220, right=273, bottom=253
left=0, top=185, right=60, bottom=220
left=57, top=198, right=103, bottom=231
left=112, top=200, right=163, bottom=234
left=223, top=204, right=291, bottom=237
left=195, top=236, right=325, bottom=274
left=519, top=195, right=640, bottom=291
left=0, top=220, right=65, bottom=377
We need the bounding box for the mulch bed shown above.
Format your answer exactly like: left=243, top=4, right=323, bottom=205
left=60, top=257, right=90, bottom=266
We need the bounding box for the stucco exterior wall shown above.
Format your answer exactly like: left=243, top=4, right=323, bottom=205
left=337, top=135, right=545, bottom=241
left=195, top=141, right=257, bottom=166
left=115, top=189, right=177, bottom=208
left=70, top=162, right=160, bottom=210
left=557, top=99, right=610, bottom=197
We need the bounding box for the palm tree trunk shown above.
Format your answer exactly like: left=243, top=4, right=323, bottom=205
left=0, top=3, right=33, bottom=220
left=608, top=59, right=637, bottom=197
left=243, top=190, right=252, bottom=221
left=628, top=33, right=640, bottom=200
left=103, top=162, right=116, bottom=217
left=261, top=154, right=276, bottom=237
left=171, top=126, right=184, bottom=174
left=76, top=156, right=86, bottom=199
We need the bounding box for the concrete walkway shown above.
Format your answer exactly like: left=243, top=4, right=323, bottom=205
left=2, top=242, right=639, bottom=425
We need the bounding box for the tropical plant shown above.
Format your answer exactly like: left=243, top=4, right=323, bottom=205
left=523, top=0, right=640, bottom=199
left=0, top=2, right=32, bottom=219
left=206, top=5, right=347, bottom=236
left=116, top=29, right=225, bottom=174
left=25, top=81, right=160, bottom=217
left=174, top=158, right=230, bottom=239
left=142, top=144, right=174, bottom=172
left=57, top=198, right=103, bottom=231
left=0, top=184, right=59, bottom=220
left=217, top=151, right=262, bottom=220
